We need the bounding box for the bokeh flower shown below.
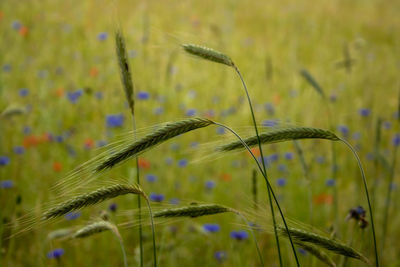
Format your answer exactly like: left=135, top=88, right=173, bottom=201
left=137, top=91, right=150, bottom=100
left=19, top=88, right=29, bottom=97
left=277, top=178, right=286, bottom=187
left=0, top=180, right=14, bottom=189
left=0, top=156, right=10, bottom=166
left=230, top=230, right=249, bottom=241
left=13, top=146, right=25, bottom=155
left=146, top=174, right=157, bottom=183
left=203, top=223, right=220, bottom=233
left=65, top=212, right=81, bottom=220
left=106, top=114, right=124, bottom=128
left=214, top=251, right=227, bottom=263
left=97, top=32, right=108, bottom=41
left=149, top=193, right=165, bottom=202
left=186, top=109, right=196, bottom=117
left=326, top=178, right=336, bottom=187
left=67, top=90, right=83, bottom=104
left=359, top=108, right=370, bottom=117
left=392, top=134, right=400, bottom=147
left=109, top=203, right=117, bottom=212
left=178, top=159, right=188, bottom=168
left=47, top=248, right=64, bottom=259
left=205, top=180, right=216, bottom=190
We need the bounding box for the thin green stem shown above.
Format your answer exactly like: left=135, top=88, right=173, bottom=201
left=215, top=122, right=299, bottom=266
left=236, top=211, right=264, bottom=267
left=340, top=139, right=379, bottom=267
left=234, top=66, right=299, bottom=266
left=145, top=197, right=157, bottom=267
left=114, top=233, right=128, bottom=267
left=381, top=145, right=398, bottom=253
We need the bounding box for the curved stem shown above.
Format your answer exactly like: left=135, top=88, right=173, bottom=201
left=144, top=197, right=157, bottom=267
left=115, top=233, right=128, bottom=267
left=215, top=122, right=299, bottom=266
left=234, top=66, right=299, bottom=266
left=340, top=139, right=379, bottom=267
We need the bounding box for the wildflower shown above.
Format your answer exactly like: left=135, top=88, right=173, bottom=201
left=97, top=140, right=107, bottom=147
left=109, top=203, right=117, bottom=212
left=337, top=125, right=349, bottom=137
left=12, top=20, right=22, bottom=30
left=137, top=91, right=150, bottom=100
left=230, top=230, right=249, bottom=241
left=329, top=94, right=337, bottom=102
left=346, top=206, right=368, bottom=229
left=178, top=159, right=188, bottom=168
left=393, top=134, right=400, bottom=147
left=190, top=142, right=199, bottom=149
left=47, top=248, right=64, bottom=259
left=359, top=108, right=370, bottom=117
left=315, top=155, right=325, bottom=164
left=149, top=193, right=164, bottom=202
left=0, top=156, right=10, bottom=166
left=1, top=180, right=14, bottom=189
left=138, top=158, right=151, bottom=169
left=65, top=212, right=81, bottom=220
left=284, top=152, right=294, bottom=160
left=2, top=64, right=11, bottom=72
left=352, top=132, right=361, bottom=140
left=203, top=223, right=220, bottom=233
left=97, top=32, right=108, bottom=41
left=89, top=67, right=98, bottom=77
left=23, top=126, right=31, bottom=135
left=216, top=126, right=225, bottom=134
left=278, top=164, right=287, bottom=172
left=55, top=135, right=64, bottom=143
left=19, top=88, right=29, bottom=97
left=383, top=121, right=391, bottom=130
left=186, top=109, right=196, bottom=116
left=170, top=143, right=180, bottom=151
left=262, top=120, right=277, bottom=127
left=95, top=91, right=103, bottom=100
left=220, top=173, right=232, bottom=182
left=205, top=180, right=216, bottom=190
left=53, top=162, right=63, bottom=172
left=106, top=114, right=124, bottom=128
left=268, top=153, right=279, bottom=162
left=154, top=107, right=164, bottom=115
left=13, top=146, right=25, bottom=155
left=214, top=251, right=227, bottom=263
left=168, top=198, right=179, bottom=205
left=326, top=178, right=336, bottom=187
left=313, top=193, right=333, bottom=205
left=298, top=248, right=307, bottom=255
left=146, top=174, right=157, bottom=182
left=67, top=90, right=83, bottom=104
left=277, top=178, right=286, bottom=187
left=84, top=138, right=94, bottom=149
left=165, top=157, right=173, bottom=166
left=19, top=26, right=28, bottom=37
left=264, top=103, right=275, bottom=115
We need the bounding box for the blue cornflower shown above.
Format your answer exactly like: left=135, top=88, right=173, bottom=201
left=2, top=64, right=11, bottom=72
left=298, top=248, right=307, bottom=255
left=106, top=114, right=124, bottom=128
left=205, top=180, right=216, bottom=190
left=14, top=146, right=25, bottom=155
left=165, top=157, right=173, bottom=166
left=278, top=164, right=287, bottom=172
left=170, top=143, right=180, bottom=151
left=12, top=21, right=22, bottom=30
left=316, top=155, right=325, bottom=164
left=326, top=178, right=336, bottom=187
left=393, top=134, right=400, bottom=147
left=352, top=132, right=361, bottom=140
left=149, top=193, right=165, bottom=202
left=169, top=198, right=179, bottom=205
left=338, top=125, right=349, bottom=137
left=355, top=206, right=366, bottom=217
left=65, top=212, right=81, bottom=220
left=284, top=152, right=294, bottom=160
left=146, top=174, right=157, bottom=182
left=214, top=251, right=227, bottom=263
left=67, top=90, right=83, bottom=104
left=230, top=230, right=249, bottom=241
left=137, top=91, right=150, bottom=100
left=97, top=32, right=108, bottom=41
left=383, top=121, right=391, bottom=130
left=203, top=223, right=220, bottom=233
left=109, top=203, right=117, bottom=212
left=19, top=88, right=29, bottom=97
left=277, top=178, right=286, bottom=187
left=359, top=108, right=370, bottom=117
left=216, top=126, right=225, bottom=135
left=178, top=159, right=188, bottom=168
left=0, top=156, right=10, bottom=166
left=269, top=154, right=279, bottom=162
left=190, top=142, right=199, bottom=149
left=95, top=91, right=103, bottom=100
left=154, top=107, right=164, bottom=115
left=55, top=135, right=64, bottom=143
left=23, top=126, right=31, bottom=135
left=47, top=248, right=64, bottom=259
left=97, top=140, right=107, bottom=147
left=262, top=120, right=277, bottom=127
left=186, top=109, right=196, bottom=117
left=264, top=103, right=275, bottom=115
left=1, top=180, right=14, bottom=189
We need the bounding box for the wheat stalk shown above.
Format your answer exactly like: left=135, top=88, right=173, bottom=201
left=296, top=242, right=336, bottom=267
left=218, top=127, right=339, bottom=152
left=43, top=184, right=143, bottom=220
left=95, top=118, right=214, bottom=172
left=153, top=204, right=230, bottom=218
left=278, top=227, right=370, bottom=265
left=182, top=44, right=234, bottom=67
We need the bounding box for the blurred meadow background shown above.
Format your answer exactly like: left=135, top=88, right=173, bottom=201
left=1, top=0, right=400, bottom=266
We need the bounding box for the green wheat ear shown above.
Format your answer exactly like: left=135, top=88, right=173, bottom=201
left=182, top=44, right=234, bottom=67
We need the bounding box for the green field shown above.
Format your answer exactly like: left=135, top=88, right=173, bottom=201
left=1, top=0, right=399, bottom=266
